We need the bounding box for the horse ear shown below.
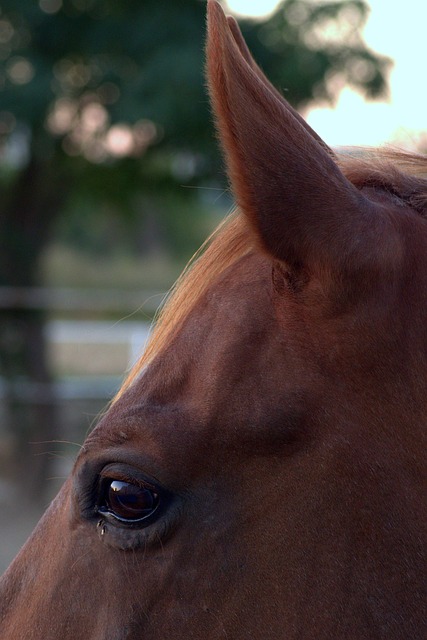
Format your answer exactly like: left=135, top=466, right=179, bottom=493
left=226, top=16, right=336, bottom=160
left=207, top=1, right=379, bottom=273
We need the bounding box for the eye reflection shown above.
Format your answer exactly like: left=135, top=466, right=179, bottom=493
left=100, top=479, right=160, bottom=522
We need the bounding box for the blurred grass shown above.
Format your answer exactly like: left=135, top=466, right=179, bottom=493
left=41, top=195, right=229, bottom=296
left=41, top=244, right=186, bottom=293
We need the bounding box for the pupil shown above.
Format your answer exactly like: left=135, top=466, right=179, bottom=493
left=105, top=479, right=159, bottom=521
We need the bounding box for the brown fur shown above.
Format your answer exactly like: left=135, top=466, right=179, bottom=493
left=1, top=2, right=426, bottom=639
left=117, top=146, right=427, bottom=399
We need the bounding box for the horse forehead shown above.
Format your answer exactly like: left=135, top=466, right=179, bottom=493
left=143, top=254, right=284, bottom=410
left=198, top=252, right=274, bottom=326
left=85, top=255, right=293, bottom=454
left=152, top=252, right=278, bottom=376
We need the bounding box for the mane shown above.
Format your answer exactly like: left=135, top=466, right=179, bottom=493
left=114, top=147, right=427, bottom=401
left=337, top=147, right=427, bottom=214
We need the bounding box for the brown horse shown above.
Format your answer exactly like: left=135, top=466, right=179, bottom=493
left=1, top=1, right=426, bottom=637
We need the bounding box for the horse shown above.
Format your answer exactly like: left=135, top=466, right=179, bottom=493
left=1, top=1, right=426, bottom=637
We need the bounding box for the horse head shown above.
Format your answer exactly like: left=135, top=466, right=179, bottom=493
left=1, top=2, right=426, bottom=638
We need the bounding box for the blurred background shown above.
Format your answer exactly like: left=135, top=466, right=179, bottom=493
left=0, top=0, right=424, bottom=571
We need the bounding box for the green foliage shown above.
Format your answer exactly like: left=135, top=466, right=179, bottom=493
left=241, top=0, right=389, bottom=106
left=0, top=0, right=390, bottom=273
left=0, top=0, right=211, bottom=155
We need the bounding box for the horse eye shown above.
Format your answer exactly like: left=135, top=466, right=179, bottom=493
left=99, top=479, right=160, bottom=523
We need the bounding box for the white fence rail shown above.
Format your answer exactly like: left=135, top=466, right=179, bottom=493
left=0, top=319, right=152, bottom=402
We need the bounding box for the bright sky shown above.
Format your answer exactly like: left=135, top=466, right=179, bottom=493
left=226, top=0, right=427, bottom=150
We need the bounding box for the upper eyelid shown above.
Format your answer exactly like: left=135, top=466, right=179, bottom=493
left=99, top=463, right=163, bottom=492
left=75, top=448, right=171, bottom=488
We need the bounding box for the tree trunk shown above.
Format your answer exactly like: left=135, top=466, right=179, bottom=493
left=0, top=152, right=69, bottom=503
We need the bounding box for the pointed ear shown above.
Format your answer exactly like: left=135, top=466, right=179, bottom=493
left=226, top=15, right=335, bottom=160
left=207, top=1, right=382, bottom=274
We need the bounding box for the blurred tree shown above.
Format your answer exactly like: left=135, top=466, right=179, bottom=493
left=0, top=0, right=390, bottom=496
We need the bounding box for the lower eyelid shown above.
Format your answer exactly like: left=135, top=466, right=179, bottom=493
left=98, top=506, right=159, bottom=525
left=94, top=496, right=184, bottom=550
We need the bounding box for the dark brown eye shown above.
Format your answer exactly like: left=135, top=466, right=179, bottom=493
left=100, top=479, right=160, bottom=523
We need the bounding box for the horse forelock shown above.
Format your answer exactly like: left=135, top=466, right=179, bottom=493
left=115, top=147, right=427, bottom=402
